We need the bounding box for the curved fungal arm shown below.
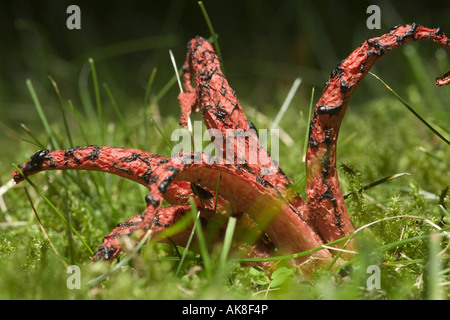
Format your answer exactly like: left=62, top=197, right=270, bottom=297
left=12, top=146, right=332, bottom=270
left=93, top=201, right=277, bottom=269
left=177, top=36, right=296, bottom=196
left=12, top=146, right=206, bottom=206
left=12, top=146, right=162, bottom=186
left=305, top=24, right=450, bottom=244
left=136, top=152, right=333, bottom=270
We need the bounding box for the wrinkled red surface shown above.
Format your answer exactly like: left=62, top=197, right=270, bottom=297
left=305, top=24, right=450, bottom=244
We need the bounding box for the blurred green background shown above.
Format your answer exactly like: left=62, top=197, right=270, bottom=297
left=0, top=0, right=449, bottom=177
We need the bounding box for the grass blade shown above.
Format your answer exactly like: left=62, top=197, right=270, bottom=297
left=73, top=35, right=178, bottom=64
left=213, top=173, right=221, bottom=215
left=417, top=146, right=450, bottom=166
left=219, top=216, right=236, bottom=267
left=144, top=67, right=158, bottom=151
left=198, top=1, right=223, bottom=67
left=230, top=218, right=450, bottom=265
left=67, top=100, right=90, bottom=145
left=343, top=172, right=410, bottom=199
left=427, top=231, right=443, bottom=300
left=175, top=206, right=200, bottom=277
left=189, top=197, right=212, bottom=278
left=78, top=62, right=97, bottom=125
left=144, top=67, right=158, bottom=106
left=271, top=77, right=302, bottom=130
left=154, top=213, right=194, bottom=243
left=206, top=173, right=222, bottom=245
left=88, top=58, right=104, bottom=143
left=26, top=79, right=59, bottom=149
left=103, top=83, right=126, bottom=129
left=49, top=76, right=74, bottom=147
left=302, top=87, right=315, bottom=162
left=152, top=72, right=179, bottom=106
left=369, top=72, right=450, bottom=145
left=169, top=49, right=195, bottom=146
left=403, top=45, right=444, bottom=111
left=13, top=164, right=94, bottom=256
left=20, top=123, right=46, bottom=149
left=24, top=187, right=68, bottom=267
left=170, top=50, right=183, bottom=94
left=151, top=118, right=173, bottom=153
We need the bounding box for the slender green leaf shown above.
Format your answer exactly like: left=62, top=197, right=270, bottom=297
left=427, top=231, right=443, bottom=300
left=370, top=72, right=450, bottom=145
left=198, top=1, right=223, bottom=68
left=303, top=87, right=314, bottom=162
left=189, top=197, right=212, bottom=278
left=26, top=79, right=59, bottom=149
left=12, top=164, right=93, bottom=255
left=88, top=58, right=104, bottom=143
left=219, top=216, right=236, bottom=267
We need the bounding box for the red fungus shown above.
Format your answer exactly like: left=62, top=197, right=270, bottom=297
left=13, top=24, right=450, bottom=275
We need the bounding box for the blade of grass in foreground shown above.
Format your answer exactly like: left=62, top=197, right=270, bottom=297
left=427, top=231, right=443, bottom=300
left=175, top=212, right=199, bottom=277
left=154, top=213, right=194, bottom=243
left=12, top=164, right=94, bottom=256
left=369, top=72, right=450, bottom=145
left=24, top=187, right=68, bottom=268
left=189, top=197, right=212, bottom=278
left=219, top=216, right=236, bottom=267
left=172, top=198, right=210, bottom=278
left=201, top=173, right=222, bottom=246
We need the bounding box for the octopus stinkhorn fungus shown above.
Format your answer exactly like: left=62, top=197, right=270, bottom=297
left=12, top=24, right=450, bottom=275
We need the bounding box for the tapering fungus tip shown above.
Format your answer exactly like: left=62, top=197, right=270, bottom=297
left=178, top=91, right=196, bottom=128
left=436, top=70, right=450, bottom=86
left=12, top=170, right=23, bottom=184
